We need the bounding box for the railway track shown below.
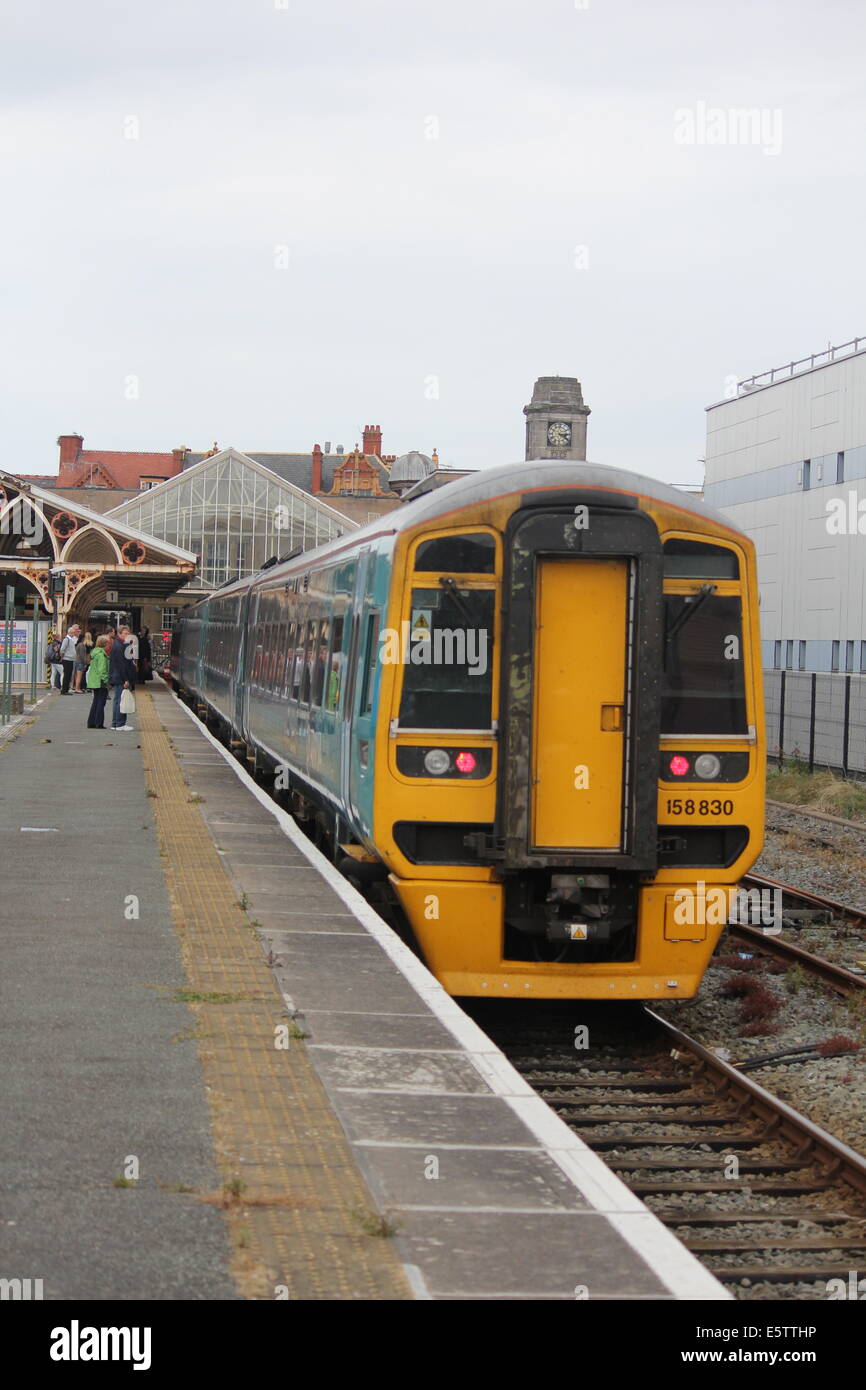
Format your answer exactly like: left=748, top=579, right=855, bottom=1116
left=731, top=872, right=866, bottom=993
left=475, top=1001, right=866, bottom=1298
left=766, top=797, right=866, bottom=835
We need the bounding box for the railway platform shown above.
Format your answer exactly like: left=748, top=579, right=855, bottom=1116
left=0, top=681, right=726, bottom=1301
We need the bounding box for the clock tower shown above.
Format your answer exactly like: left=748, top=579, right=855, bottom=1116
left=523, top=376, right=590, bottom=461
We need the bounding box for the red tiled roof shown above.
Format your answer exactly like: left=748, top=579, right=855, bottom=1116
left=60, top=451, right=181, bottom=490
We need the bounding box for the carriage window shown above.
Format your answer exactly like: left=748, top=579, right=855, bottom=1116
left=300, top=621, right=318, bottom=704
left=290, top=622, right=304, bottom=700
left=311, top=619, right=330, bottom=706
left=398, top=587, right=494, bottom=730
left=415, top=533, right=496, bottom=574
left=359, top=614, right=380, bottom=716
left=326, top=616, right=344, bottom=711
left=662, top=593, right=747, bottom=734
left=283, top=620, right=297, bottom=696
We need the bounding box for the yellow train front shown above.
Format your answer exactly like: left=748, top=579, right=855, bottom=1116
left=373, top=460, right=764, bottom=998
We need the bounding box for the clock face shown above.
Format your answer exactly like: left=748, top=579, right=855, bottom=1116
left=547, top=421, right=572, bottom=447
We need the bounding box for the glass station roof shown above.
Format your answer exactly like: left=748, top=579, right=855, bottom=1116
left=107, top=448, right=355, bottom=590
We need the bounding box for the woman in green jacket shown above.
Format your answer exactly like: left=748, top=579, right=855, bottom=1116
left=86, top=635, right=111, bottom=729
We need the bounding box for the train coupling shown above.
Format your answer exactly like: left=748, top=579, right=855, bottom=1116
left=544, top=873, right=611, bottom=943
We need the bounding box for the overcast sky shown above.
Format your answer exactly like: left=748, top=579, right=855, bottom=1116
left=1, top=0, right=864, bottom=483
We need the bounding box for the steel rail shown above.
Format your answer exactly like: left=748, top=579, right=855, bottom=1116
left=644, top=1008, right=866, bottom=1198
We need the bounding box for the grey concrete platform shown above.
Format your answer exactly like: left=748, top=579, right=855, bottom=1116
left=157, top=681, right=728, bottom=1302
left=0, top=690, right=237, bottom=1299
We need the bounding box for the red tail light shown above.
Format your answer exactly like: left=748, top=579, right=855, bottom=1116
left=668, top=754, right=690, bottom=777
left=455, top=751, right=477, bottom=774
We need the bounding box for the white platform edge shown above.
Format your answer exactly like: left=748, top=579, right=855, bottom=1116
left=166, top=681, right=729, bottom=1302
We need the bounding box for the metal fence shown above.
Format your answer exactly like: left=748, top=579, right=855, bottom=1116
left=764, top=670, right=866, bottom=776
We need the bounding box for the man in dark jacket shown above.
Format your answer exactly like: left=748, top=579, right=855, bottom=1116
left=109, top=625, right=137, bottom=731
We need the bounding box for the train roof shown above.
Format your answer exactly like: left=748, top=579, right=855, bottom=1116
left=199, top=460, right=747, bottom=604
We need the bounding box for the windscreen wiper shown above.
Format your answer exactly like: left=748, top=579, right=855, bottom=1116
left=665, top=583, right=717, bottom=644
left=438, top=576, right=475, bottom=624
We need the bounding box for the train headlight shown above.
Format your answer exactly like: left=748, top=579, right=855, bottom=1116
left=668, top=754, right=690, bottom=777
left=455, top=751, right=476, bottom=774
left=694, top=753, right=722, bottom=780
left=423, top=748, right=452, bottom=776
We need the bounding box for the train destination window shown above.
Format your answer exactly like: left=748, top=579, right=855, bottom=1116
left=415, top=533, right=496, bottom=574
left=398, top=586, right=494, bottom=730
left=662, top=593, right=747, bottom=735
left=662, top=539, right=739, bottom=579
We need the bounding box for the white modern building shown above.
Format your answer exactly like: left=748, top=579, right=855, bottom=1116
left=705, top=336, right=866, bottom=673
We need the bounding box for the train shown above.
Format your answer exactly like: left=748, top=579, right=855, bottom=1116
left=170, top=459, right=765, bottom=999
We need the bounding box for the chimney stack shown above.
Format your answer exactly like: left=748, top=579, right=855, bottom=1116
left=57, top=433, right=83, bottom=467
left=363, top=424, right=382, bottom=457
left=311, top=443, right=323, bottom=493
left=171, top=447, right=188, bottom=471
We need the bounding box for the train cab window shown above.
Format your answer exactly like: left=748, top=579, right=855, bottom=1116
left=662, top=593, right=747, bottom=735
left=415, top=533, right=496, bottom=574
left=398, top=586, right=494, bottom=730
left=311, top=619, right=330, bottom=706
left=663, top=539, right=739, bottom=579
left=300, top=620, right=318, bottom=704
left=326, top=616, right=344, bottom=711
left=359, top=614, right=381, bottom=716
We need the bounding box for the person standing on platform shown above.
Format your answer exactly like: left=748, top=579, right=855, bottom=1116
left=109, top=625, right=137, bottom=731
left=59, top=624, right=80, bottom=695
left=137, top=627, right=152, bottom=683
left=85, top=634, right=112, bottom=729
left=72, top=629, right=89, bottom=692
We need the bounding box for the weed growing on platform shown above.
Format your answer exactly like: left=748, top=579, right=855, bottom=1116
left=171, top=988, right=247, bottom=1004
left=113, top=1176, right=136, bottom=1189
left=161, top=1182, right=198, bottom=1194
left=288, top=1023, right=308, bottom=1040
left=351, top=1206, right=399, bottom=1238
left=237, top=892, right=249, bottom=911
left=223, top=1177, right=246, bottom=1206
left=188, top=794, right=205, bottom=804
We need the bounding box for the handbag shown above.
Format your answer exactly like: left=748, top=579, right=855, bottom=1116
left=119, top=688, right=136, bottom=715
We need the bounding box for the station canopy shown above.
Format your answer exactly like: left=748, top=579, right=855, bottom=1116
left=0, top=469, right=197, bottom=621
left=106, top=447, right=355, bottom=592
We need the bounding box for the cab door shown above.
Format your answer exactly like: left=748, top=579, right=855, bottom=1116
left=532, top=557, right=628, bottom=850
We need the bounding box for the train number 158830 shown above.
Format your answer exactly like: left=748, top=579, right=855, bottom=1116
left=665, top=797, right=734, bottom=817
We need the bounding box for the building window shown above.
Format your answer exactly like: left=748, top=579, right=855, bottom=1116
left=846, top=640, right=855, bottom=672
left=773, top=640, right=781, bottom=669
left=802, top=460, right=811, bottom=491
left=785, top=640, right=794, bottom=669
left=161, top=607, right=179, bottom=630
left=831, top=641, right=840, bottom=672
left=837, top=451, right=845, bottom=484
left=860, top=641, right=866, bottom=673
left=798, top=641, right=806, bottom=670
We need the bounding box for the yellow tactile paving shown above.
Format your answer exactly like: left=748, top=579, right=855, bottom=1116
left=137, top=689, right=411, bottom=1301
